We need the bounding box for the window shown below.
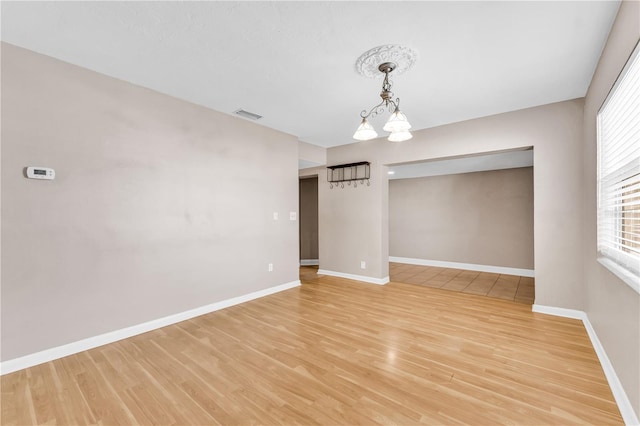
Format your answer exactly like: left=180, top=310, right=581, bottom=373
left=597, top=40, right=640, bottom=293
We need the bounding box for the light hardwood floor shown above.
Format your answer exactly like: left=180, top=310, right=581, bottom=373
left=2, top=270, right=622, bottom=425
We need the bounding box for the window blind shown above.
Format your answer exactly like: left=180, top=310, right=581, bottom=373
left=597, top=41, right=640, bottom=286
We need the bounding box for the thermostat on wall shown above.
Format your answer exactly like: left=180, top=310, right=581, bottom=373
left=26, top=166, right=55, bottom=180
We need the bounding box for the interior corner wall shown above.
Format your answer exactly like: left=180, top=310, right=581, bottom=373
left=324, top=98, right=584, bottom=308
left=389, top=167, right=534, bottom=270
left=0, top=43, right=300, bottom=361
left=582, top=0, right=640, bottom=418
left=298, top=141, right=327, bottom=166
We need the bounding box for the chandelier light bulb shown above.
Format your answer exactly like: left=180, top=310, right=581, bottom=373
left=353, top=118, right=378, bottom=141
left=388, top=130, right=413, bottom=142
left=383, top=109, right=412, bottom=133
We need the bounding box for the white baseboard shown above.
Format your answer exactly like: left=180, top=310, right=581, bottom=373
left=532, top=304, right=586, bottom=320
left=300, top=259, right=319, bottom=266
left=0, top=280, right=301, bottom=376
left=317, top=269, right=389, bottom=285
left=533, top=304, right=639, bottom=426
left=390, top=256, right=535, bottom=277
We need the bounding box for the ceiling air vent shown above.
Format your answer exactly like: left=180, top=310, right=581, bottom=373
left=234, top=109, right=262, bottom=120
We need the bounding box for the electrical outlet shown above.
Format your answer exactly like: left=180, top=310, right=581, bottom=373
left=289, top=211, right=297, bottom=221
left=268, top=263, right=273, bottom=272
left=273, top=212, right=278, bottom=220
left=360, top=261, right=366, bottom=269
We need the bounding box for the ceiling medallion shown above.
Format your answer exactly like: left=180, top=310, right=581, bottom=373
left=355, top=45, right=418, bottom=78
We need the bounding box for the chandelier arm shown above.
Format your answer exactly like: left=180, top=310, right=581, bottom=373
left=360, top=99, right=387, bottom=120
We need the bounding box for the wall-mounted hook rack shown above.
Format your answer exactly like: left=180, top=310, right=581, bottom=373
left=327, top=161, right=370, bottom=189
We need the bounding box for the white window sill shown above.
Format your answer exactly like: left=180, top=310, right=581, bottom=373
left=597, top=257, right=640, bottom=294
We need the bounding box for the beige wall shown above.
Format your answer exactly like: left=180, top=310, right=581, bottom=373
left=390, top=167, right=534, bottom=269
left=298, top=141, right=326, bottom=166
left=319, top=158, right=390, bottom=279
left=299, top=166, right=324, bottom=179
left=324, top=98, right=584, bottom=309
left=1, top=43, right=300, bottom=361
left=582, top=0, right=640, bottom=418
left=299, top=176, right=318, bottom=260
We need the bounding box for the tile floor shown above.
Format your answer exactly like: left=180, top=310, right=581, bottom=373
left=389, top=262, right=535, bottom=304
left=301, top=264, right=535, bottom=304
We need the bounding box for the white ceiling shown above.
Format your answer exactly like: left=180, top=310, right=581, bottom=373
left=1, top=1, right=620, bottom=148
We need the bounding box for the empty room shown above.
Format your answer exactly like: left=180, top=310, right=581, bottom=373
left=1, top=1, right=639, bottom=425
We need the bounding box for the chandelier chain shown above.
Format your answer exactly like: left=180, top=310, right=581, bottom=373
left=382, top=72, right=393, bottom=93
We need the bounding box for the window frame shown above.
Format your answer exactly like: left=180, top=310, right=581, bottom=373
left=596, top=39, right=640, bottom=294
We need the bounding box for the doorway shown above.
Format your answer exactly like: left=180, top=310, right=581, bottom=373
left=387, top=149, right=535, bottom=303
left=299, top=176, right=319, bottom=266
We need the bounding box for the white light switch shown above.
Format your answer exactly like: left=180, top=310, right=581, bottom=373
left=289, top=212, right=297, bottom=221
left=360, top=261, right=366, bottom=269
left=273, top=212, right=278, bottom=220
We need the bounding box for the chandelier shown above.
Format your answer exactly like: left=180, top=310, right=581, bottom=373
left=352, top=45, right=417, bottom=143
left=353, top=62, right=412, bottom=142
